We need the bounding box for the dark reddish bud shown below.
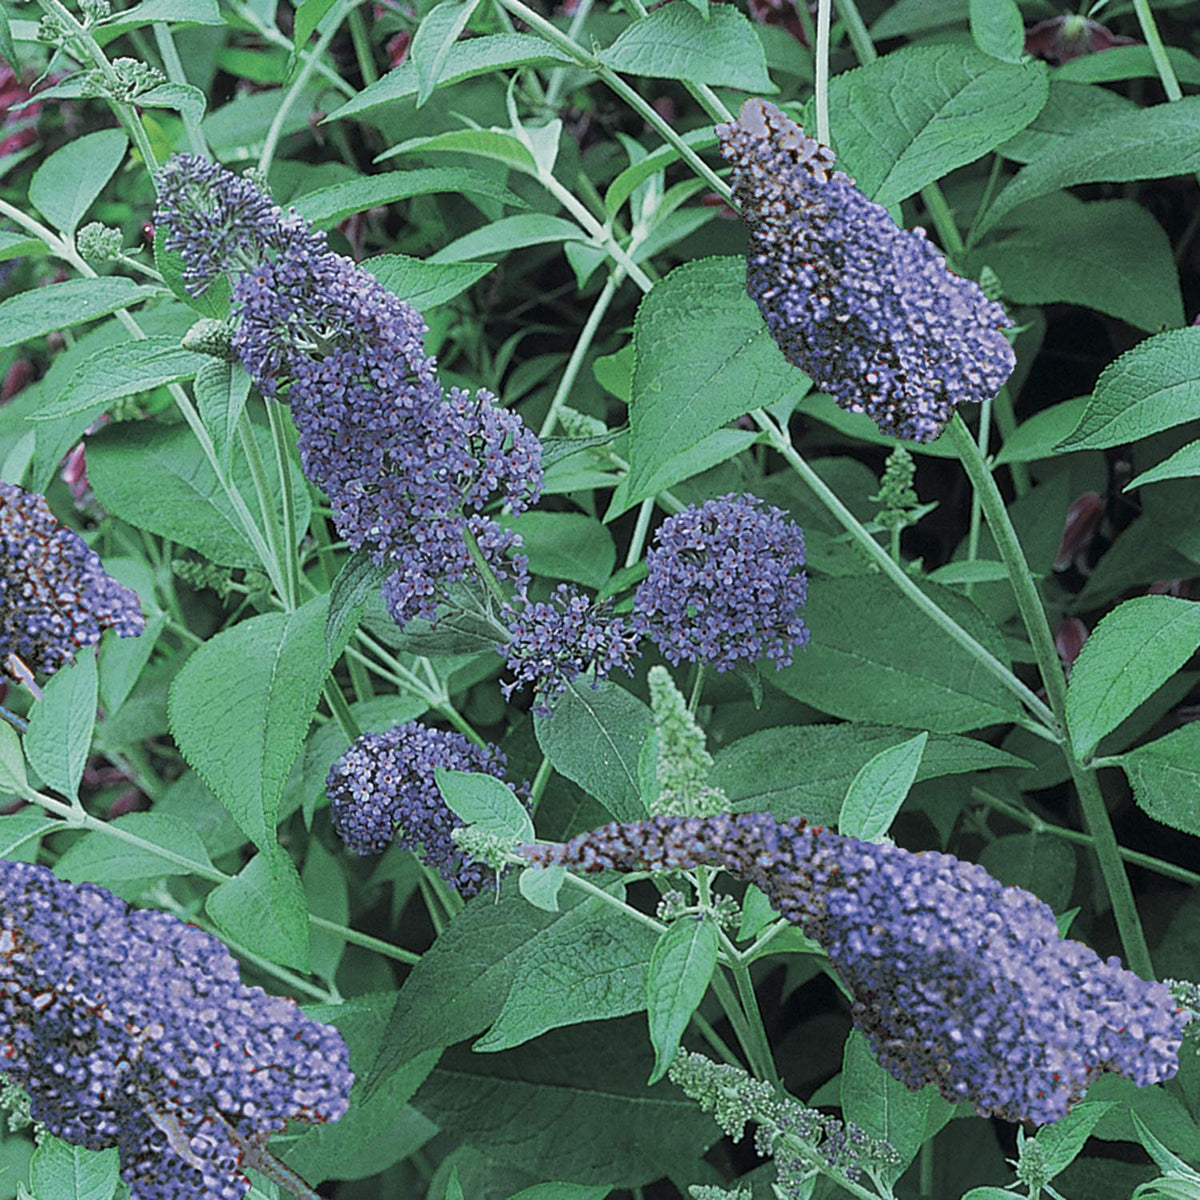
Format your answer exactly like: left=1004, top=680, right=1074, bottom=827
left=107, top=788, right=149, bottom=819
left=0, top=797, right=27, bottom=816
left=1148, top=579, right=1191, bottom=598
left=1053, top=492, right=1104, bottom=573
left=141, top=221, right=155, bottom=247
left=700, top=192, right=739, bottom=219
left=650, top=96, right=676, bottom=127
left=1, top=359, right=34, bottom=403
left=1055, top=618, right=1088, bottom=674
left=386, top=30, right=411, bottom=66
left=1025, top=15, right=1136, bottom=65
left=747, top=0, right=811, bottom=46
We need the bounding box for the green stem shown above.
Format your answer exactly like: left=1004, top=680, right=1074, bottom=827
left=560, top=869, right=669, bottom=936
left=231, top=1, right=356, bottom=97
left=324, top=679, right=363, bottom=742
left=267, top=399, right=304, bottom=608
left=815, top=0, right=832, bottom=146
left=347, top=4, right=379, bottom=87
left=625, top=497, right=655, bottom=569
left=832, top=0, right=873, bottom=61
left=542, top=0, right=593, bottom=111
left=463, top=524, right=512, bottom=609
left=946, top=416, right=1154, bottom=978
left=753, top=409, right=1059, bottom=731
left=709, top=968, right=761, bottom=1074
left=529, top=756, right=553, bottom=813
left=688, top=663, right=705, bottom=715
left=1132, top=0, right=1183, bottom=102
left=991, top=387, right=1031, bottom=497
left=152, top=21, right=208, bottom=155
left=729, top=958, right=777, bottom=1082
left=689, top=1008, right=742, bottom=1068
left=237, top=412, right=292, bottom=604
left=964, top=396, right=991, bottom=599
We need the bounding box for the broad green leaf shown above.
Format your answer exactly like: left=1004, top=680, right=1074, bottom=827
left=827, top=44, right=1048, bottom=206
left=0, top=721, right=28, bottom=794
left=0, top=9, right=15, bottom=70
left=597, top=4, right=773, bottom=92
left=870, top=0, right=967, bottom=40
left=967, top=199, right=1183, bottom=333
left=364, top=253, right=494, bottom=310
left=993, top=397, right=1087, bottom=464
left=302, top=836, right=349, bottom=982
left=978, top=95, right=1200, bottom=237
left=771, top=574, right=1020, bottom=732
left=1126, top=440, right=1200, bottom=490
left=0, top=812, right=57, bottom=863
left=28, top=128, right=127, bottom=237
left=1053, top=44, right=1200, bottom=86
left=628, top=257, right=810, bottom=504
left=998, top=81, right=1135, bottom=165
left=154, top=226, right=231, bottom=319
left=926, top=560, right=1011, bottom=585
left=0, top=229, right=48, bottom=262
left=968, top=0, right=1023, bottom=63
left=604, top=129, right=717, bottom=217
left=429, top=213, right=588, bottom=264
left=293, top=0, right=338, bottom=50
left=445, top=1168, right=465, bottom=1200
left=99, top=0, right=222, bottom=35
left=534, top=678, right=653, bottom=822
left=54, top=812, right=215, bottom=887
left=838, top=732, right=927, bottom=841
left=32, top=337, right=210, bottom=423
left=1066, top=595, right=1200, bottom=759
left=29, top=1137, right=118, bottom=1200
left=413, top=0, right=484, bottom=107
left=1035, top=1102, right=1117, bottom=1178
left=510, top=1188, right=611, bottom=1200
left=0, top=278, right=159, bottom=349
left=1131, top=1110, right=1200, bottom=1180
left=795, top=389, right=959, bottom=459
left=504, top=511, right=616, bottom=588
left=136, top=81, right=206, bottom=127
left=435, top=767, right=533, bottom=840
left=207, top=845, right=311, bottom=972
left=169, top=595, right=331, bottom=849
left=477, top=886, right=657, bottom=1051
left=99, top=609, right=165, bottom=717
left=25, top=652, right=96, bottom=802
left=293, top=169, right=527, bottom=228
left=326, top=34, right=573, bottom=122
left=1114, top=724, right=1200, bottom=837
left=87, top=421, right=310, bottom=569
left=1089, top=1073, right=1200, bottom=1164
left=194, top=358, right=251, bottom=470
left=841, top=1029, right=952, bottom=1184
left=713, top=723, right=1025, bottom=824
left=326, top=549, right=392, bottom=657
left=410, top=1020, right=719, bottom=1187
left=978, top=833, right=1075, bottom=911
left=1057, top=328, right=1200, bottom=450
left=961, top=1191, right=1017, bottom=1200
left=646, top=917, right=718, bottom=1084
left=519, top=865, right=565, bottom=912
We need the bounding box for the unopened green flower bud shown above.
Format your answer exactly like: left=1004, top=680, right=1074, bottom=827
left=76, top=222, right=124, bottom=264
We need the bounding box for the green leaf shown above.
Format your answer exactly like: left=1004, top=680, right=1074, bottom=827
left=838, top=732, right=927, bottom=840
left=1113, top=724, right=1200, bottom=837
left=429, top=213, right=588, bottom=264
left=303, top=837, right=349, bottom=982
left=410, top=1020, right=718, bottom=1188
left=293, top=0, right=339, bottom=51
left=713, top=722, right=1025, bottom=825
left=99, top=0, right=222, bottom=34
left=207, top=845, right=311, bottom=971
left=32, top=337, right=210, bottom=423
left=25, top=652, right=96, bottom=802
left=841, top=1029, right=952, bottom=1184
left=510, top=1188, right=611, bottom=1200
left=628, top=257, right=809, bottom=505
left=363, top=253, right=494, bottom=310
left=978, top=833, right=1076, bottom=911
left=771, top=574, right=1020, bottom=732
left=961, top=1191, right=1017, bottom=1200
left=477, top=885, right=658, bottom=1051
left=136, top=81, right=207, bottom=127
left=0, top=278, right=159, bottom=349
left=99, top=609, right=164, bottom=717
left=169, top=595, right=331, bottom=849
left=55, top=812, right=215, bottom=888
left=28, top=129, right=127, bottom=238
left=828, top=44, right=1048, bottom=207
left=445, top=1167, right=465, bottom=1200
left=1035, top=1101, right=1116, bottom=1178
left=968, top=0, right=1023, bottom=63
left=155, top=226, right=231, bottom=319
left=326, top=549, right=392, bottom=657
left=1053, top=44, right=1200, bottom=86
left=326, top=34, right=573, bottom=122
left=534, top=678, right=653, bottom=822
left=1057, top=328, right=1200, bottom=451
left=518, top=865, right=565, bottom=912
left=967, top=199, right=1183, bottom=333
left=597, top=4, right=773, bottom=92
left=503, top=511, right=616, bottom=588
left=0, top=812, right=57, bottom=863
left=29, top=1137, right=118, bottom=1200
left=1065, top=595, right=1200, bottom=759
left=0, top=9, right=16, bottom=70
left=87, top=421, right=310, bottom=569
left=194, top=359, right=251, bottom=470
left=978, top=94, right=1200, bottom=237
left=293, top=169, right=527, bottom=228
left=1126, top=440, right=1200, bottom=490
left=646, top=917, right=718, bottom=1084
left=605, top=129, right=717, bottom=217
left=413, top=0, right=484, bottom=107
left=993, top=397, right=1087, bottom=464
left=0, top=721, right=28, bottom=795
left=998, top=81, right=1135, bottom=165
left=435, top=767, right=533, bottom=840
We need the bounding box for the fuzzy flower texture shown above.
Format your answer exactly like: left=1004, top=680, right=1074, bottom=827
left=155, top=156, right=542, bottom=629
left=717, top=100, right=1015, bottom=443
left=0, top=859, right=351, bottom=1199
left=0, top=481, right=143, bottom=679
left=520, top=813, right=1185, bottom=1125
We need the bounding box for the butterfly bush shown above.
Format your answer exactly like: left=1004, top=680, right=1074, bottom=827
left=633, top=493, right=808, bottom=672
left=0, top=858, right=352, bottom=1199
left=519, top=813, right=1185, bottom=1125
left=716, top=99, right=1015, bottom=443
left=326, top=721, right=522, bottom=897
left=0, top=481, right=144, bottom=679
left=155, top=156, right=543, bottom=626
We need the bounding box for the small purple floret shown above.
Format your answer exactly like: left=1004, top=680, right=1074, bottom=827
left=716, top=99, right=1015, bottom=443
left=0, top=859, right=352, bottom=1199
left=633, top=493, right=808, bottom=673
left=0, top=481, right=144, bottom=678
left=519, top=813, right=1185, bottom=1125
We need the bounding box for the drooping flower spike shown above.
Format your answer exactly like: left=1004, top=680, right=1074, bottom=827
left=716, top=99, right=1015, bottom=443
left=519, top=812, right=1185, bottom=1125
left=0, top=481, right=144, bottom=681
left=0, top=858, right=352, bottom=1199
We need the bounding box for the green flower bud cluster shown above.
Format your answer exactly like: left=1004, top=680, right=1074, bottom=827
left=871, top=447, right=921, bottom=534
left=648, top=667, right=726, bottom=818
left=76, top=222, right=124, bottom=265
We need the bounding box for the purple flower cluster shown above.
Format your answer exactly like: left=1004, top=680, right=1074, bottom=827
left=0, top=858, right=351, bottom=1199
left=156, top=157, right=543, bottom=626
left=0, top=481, right=144, bottom=678
left=716, top=100, right=1015, bottom=443
left=633, top=494, right=808, bottom=672
left=326, top=721, right=518, bottom=896
left=501, top=582, right=641, bottom=712
left=519, top=813, right=1185, bottom=1124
